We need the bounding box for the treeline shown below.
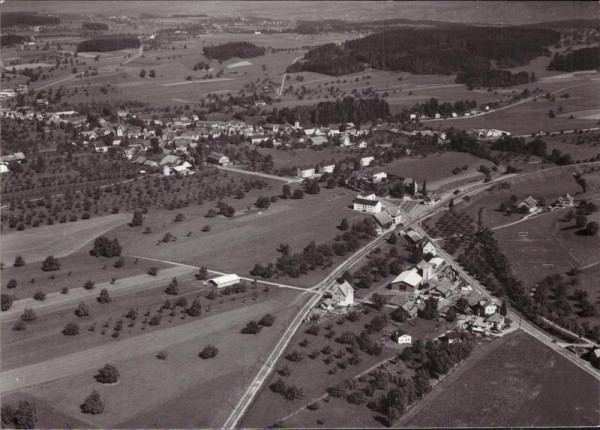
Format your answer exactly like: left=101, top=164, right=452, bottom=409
left=264, top=96, right=389, bottom=126
left=1, top=12, right=60, bottom=27
left=287, top=43, right=365, bottom=76
left=456, top=70, right=535, bottom=88
left=491, top=135, right=547, bottom=157
left=548, top=47, right=600, bottom=72
left=0, top=34, right=27, bottom=47
left=291, top=26, right=558, bottom=76
left=408, top=98, right=477, bottom=118
left=77, top=37, right=140, bottom=52
left=203, top=42, right=266, bottom=62
left=251, top=219, right=377, bottom=279
left=82, top=22, right=109, bottom=31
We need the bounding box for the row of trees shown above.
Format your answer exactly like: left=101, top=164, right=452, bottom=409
left=455, top=70, right=535, bottom=88
left=76, top=36, right=140, bottom=53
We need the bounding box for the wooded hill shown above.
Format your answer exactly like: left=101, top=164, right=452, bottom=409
left=288, top=26, right=559, bottom=76
left=203, top=42, right=266, bottom=62
left=76, top=37, right=140, bottom=52
left=1, top=12, right=60, bottom=27
left=548, top=47, right=600, bottom=72
left=455, top=70, right=535, bottom=88
left=81, top=22, right=109, bottom=31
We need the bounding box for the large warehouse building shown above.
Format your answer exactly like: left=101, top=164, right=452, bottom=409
left=206, top=274, right=241, bottom=288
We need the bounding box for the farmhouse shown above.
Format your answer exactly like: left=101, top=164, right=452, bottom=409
left=332, top=281, right=354, bottom=306
left=317, top=163, right=335, bottom=174
left=360, top=156, right=375, bottom=167
left=0, top=163, right=9, bottom=174
left=393, top=331, right=412, bottom=345
left=431, top=278, right=459, bottom=298
left=553, top=193, right=574, bottom=208
left=517, top=195, right=538, bottom=213
left=206, top=152, right=231, bottom=166
left=373, top=211, right=394, bottom=234
left=477, top=299, right=499, bottom=316
left=390, top=268, right=422, bottom=293
left=297, top=167, right=316, bottom=178
left=353, top=194, right=382, bottom=213
left=206, top=274, right=240, bottom=289
left=422, top=240, right=437, bottom=256
left=485, top=313, right=505, bottom=331
left=386, top=207, right=402, bottom=225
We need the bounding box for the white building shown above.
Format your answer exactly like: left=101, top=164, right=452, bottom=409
left=394, top=331, right=412, bottom=345
left=422, top=240, right=437, bottom=256
left=353, top=194, right=382, bottom=213
left=372, top=172, right=387, bottom=183
left=360, top=156, right=375, bottom=167
left=332, top=281, right=354, bottom=307
left=296, top=167, right=316, bottom=178
left=206, top=274, right=240, bottom=289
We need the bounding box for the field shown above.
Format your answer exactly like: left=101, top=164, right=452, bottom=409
left=402, top=330, right=600, bottom=427
left=0, top=213, right=131, bottom=265
left=257, top=147, right=357, bottom=170
left=111, top=185, right=369, bottom=287
left=1, top=286, right=305, bottom=427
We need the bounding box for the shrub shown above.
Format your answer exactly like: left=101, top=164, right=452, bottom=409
left=80, top=390, right=104, bottom=414
left=6, top=279, right=17, bottom=289
left=33, top=291, right=46, bottom=301
left=259, top=313, right=275, bottom=327
left=156, top=351, right=168, bottom=360
left=95, top=364, right=120, bottom=384
left=97, top=289, right=111, bottom=304
left=241, top=320, right=261, bottom=334
left=165, top=278, right=179, bottom=295
left=13, top=255, right=26, bottom=267
left=114, top=257, right=125, bottom=268
left=148, top=315, right=161, bottom=326
left=20, top=308, right=37, bottom=322
left=187, top=298, right=202, bottom=317
left=147, top=267, right=159, bottom=276
left=199, top=345, right=219, bottom=359
left=84, top=280, right=95, bottom=290
left=41, top=255, right=60, bottom=271
left=305, top=324, right=321, bottom=336
left=61, top=287, right=69, bottom=294
left=75, top=302, right=90, bottom=317
left=63, top=322, right=80, bottom=336
left=307, top=401, right=320, bottom=411
left=12, top=321, right=26, bottom=331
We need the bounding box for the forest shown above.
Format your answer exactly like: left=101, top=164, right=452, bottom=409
left=289, top=26, right=559, bottom=76
left=1, top=12, right=60, bottom=27
left=286, top=43, right=365, bottom=76
left=202, top=42, right=266, bottom=62
left=455, top=70, right=535, bottom=88
left=76, top=37, right=140, bottom=52
left=0, top=34, right=27, bottom=47
left=547, top=47, right=600, bottom=72
left=264, top=96, right=390, bottom=126
left=81, top=22, right=109, bottom=31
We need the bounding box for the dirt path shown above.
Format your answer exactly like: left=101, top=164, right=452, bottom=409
left=0, top=297, right=283, bottom=394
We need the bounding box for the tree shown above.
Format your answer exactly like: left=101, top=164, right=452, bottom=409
left=586, top=221, right=599, bottom=236
left=147, top=267, right=159, bottom=276
left=371, top=293, right=387, bottom=310
left=256, top=195, right=271, bottom=209
left=7, top=279, right=17, bottom=289
left=1, top=294, right=15, bottom=311
left=149, top=69, right=156, bottom=78
left=575, top=215, right=588, bottom=228
left=95, top=364, right=120, bottom=384
left=446, top=307, right=457, bottom=322
left=187, top=298, right=202, bottom=317
left=165, top=279, right=179, bottom=295
left=90, top=236, right=122, bottom=258
left=241, top=320, right=261, bottom=334
left=13, top=255, right=25, bottom=267
left=199, top=345, right=219, bottom=359
left=339, top=218, right=349, bottom=231
left=139, top=69, right=146, bottom=78
left=84, top=280, right=95, bottom=290
left=292, top=189, right=304, bottom=199
left=391, top=306, right=409, bottom=322
left=1, top=401, right=37, bottom=429
left=422, top=179, right=427, bottom=195
left=20, top=308, right=37, bottom=322
left=259, top=313, right=276, bottom=327
left=80, top=390, right=104, bottom=414
left=419, top=297, right=438, bottom=320
left=97, top=289, right=111, bottom=304
left=75, top=301, right=90, bottom=317
left=580, top=300, right=597, bottom=317
left=114, top=257, right=125, bottom=268
left=63, top=322, right=80, bottom=336
left=500, top=301, right=508, bottom=316
left=282, top=184, right=291, bottom=199
left=41, top=255, right=60, bottom=271
left=33, top=291, right=46, bottom=301
left=456, top=297, right=470, bottom=314
left=130, top=210, right=143, bottom=226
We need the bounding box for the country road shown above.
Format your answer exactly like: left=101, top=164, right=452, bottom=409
left=216, top=165, right=302, bottom=183
left=279, top=55, right=305, bottom=96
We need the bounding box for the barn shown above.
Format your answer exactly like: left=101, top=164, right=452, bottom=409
left=206, top=274, right=240, bottom=288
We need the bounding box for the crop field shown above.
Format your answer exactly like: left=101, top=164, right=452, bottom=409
left=2, top=287, right=303, bottom=428
left=382, top=152, right=494, bottom=191
left=112, top=185, right=369, bottom=287
left=543, top=132, right=600, bottom=162
left=0, top=213, right=131, bottom=265
left=403, top=331, right=600, bottom=427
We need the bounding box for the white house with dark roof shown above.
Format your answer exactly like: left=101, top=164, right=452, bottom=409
left=353, top=194, right=382, bottom=213
left=422, top=240, right=437, bottom=256
left=393, top=330, right=412, bottom=345
left=373, top=211, right=393, bottom=234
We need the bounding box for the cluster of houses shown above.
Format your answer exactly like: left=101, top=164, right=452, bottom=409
left=296, top=155, right=375, bottom=179
left=411, top=105, right=490, bottom=122
left=518, top=193, right=575, bottom=214
left=468, top=128, right=511, bottom=140
left=461, top=298, right=506, bottom=334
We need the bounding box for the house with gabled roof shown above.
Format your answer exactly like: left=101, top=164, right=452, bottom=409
left=390, top=268, right=422, bottom=293
left=206, top=152, right=231, bottom=166
left=353, top=194, right=382, bottom=213
left=517, top=195, right=538, bottom=213
left=332, top=281, right=354, bottom=307
left=373, top=211, right=393, bottom=234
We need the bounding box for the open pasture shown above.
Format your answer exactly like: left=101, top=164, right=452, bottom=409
left=403, top=331, right=600, bottom=427
left=3, top=287, right=302, bottom=428
left=258, top=147, right=356, bottom=169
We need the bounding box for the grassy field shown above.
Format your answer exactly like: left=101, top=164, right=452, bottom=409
left=257, top=147, right=356, bottom=170
left=403, top=330, right=600, bottom=427
left=0, top=213, right=131, bottom=265
left=4, top=287, right=303, bottom=428
left=112, top=185, right=369, bottom=287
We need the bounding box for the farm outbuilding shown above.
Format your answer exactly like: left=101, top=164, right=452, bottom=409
left=206, top=274, right=240, bottom=288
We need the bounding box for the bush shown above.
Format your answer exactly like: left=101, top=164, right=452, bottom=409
left=13, top=255, right=26, bottom=267
left=1, top=294, right=15, bottom=311
left=20, top=308, right=37, bottom=322
left=156, top=351, right=168, bottom=360
left=199, top=345, right=219, bottom=359
left=97, top=289, right=111, bottom=304
left=90, top=236, right=122, bottom=258
left=33, top=291, right=46, bottom=301
left=12, top=321, right=26, bottom=331
left=1, top=401, right=37, bottom=428
left=259, top=313, right=275, bottom=327
left=75, top=302, right=90, bottom=317
left=84, top=280, right=95, bottom=290
left=63, top=322, right=80, bottom=336
left=147, top=267, right=159, bottom=276
left=41, top=255, right=60, bottom=271
left=114, top=257, right=125, bottom=268
left=241, top=320, right=261, bottom=334
left=95, top=364, right=120, bottom=384
left=80, top=390, right=104, bottom=414
left=6, top=278, right=17, bottom=289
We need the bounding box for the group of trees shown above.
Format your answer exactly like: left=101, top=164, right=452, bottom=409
left=287, top=43, right=365, bottom=76
left=548, top=47, right=600, bottom=72
left=406, top=98, right=478, bottom=119
left=90, top=235, right=122, bottom=257
left=203, top=42, right=266, bottom=62
left=1, top=11, right=60, bottom=27
left=76, top=36, right=140, bottom=53
left=81, top=22, right=109, bottom=31
left=455, top=70, right=535, bottom=88
left=1, top=401, right=37, bottom=428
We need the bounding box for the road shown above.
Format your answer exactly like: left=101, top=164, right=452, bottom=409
left=222, top=224, right=398, bottom=428
left=216, top=165, right=302, bottom=183
left=278, top=55, right=305, bottom=96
